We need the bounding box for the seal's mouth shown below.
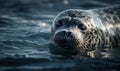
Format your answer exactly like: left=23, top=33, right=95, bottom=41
left=54, top=38, right=76, bottom=49
left=49, top=41, right=78, bottom=55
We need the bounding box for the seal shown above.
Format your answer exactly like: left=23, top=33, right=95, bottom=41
left=50, top=5, right=120, bottom=58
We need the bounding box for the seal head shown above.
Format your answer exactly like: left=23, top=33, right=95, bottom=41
left=50, top=9, right=109, bottom=56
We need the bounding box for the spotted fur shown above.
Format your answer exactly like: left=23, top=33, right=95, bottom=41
left=51, top=5, right=120, bottom=58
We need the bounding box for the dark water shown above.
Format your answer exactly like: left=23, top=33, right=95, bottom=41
left=0, top=0, right=120, bottom=71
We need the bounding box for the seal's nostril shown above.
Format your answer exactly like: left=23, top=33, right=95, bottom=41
left=67, top=31, right=71, bottom=35
left=63, top=31, right=66, bottom=35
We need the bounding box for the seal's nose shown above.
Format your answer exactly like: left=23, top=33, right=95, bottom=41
left=63, top=31, right=72, bottom=39
left=54, top=31, right=72, bottom=46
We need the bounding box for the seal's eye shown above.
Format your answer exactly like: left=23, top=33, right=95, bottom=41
left=55, top=20, right=63, bottom=27
left=78, top=24, right=87, bottom=30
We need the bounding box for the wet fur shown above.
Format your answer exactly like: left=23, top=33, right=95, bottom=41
left=51, top=5, right=120, bottom=58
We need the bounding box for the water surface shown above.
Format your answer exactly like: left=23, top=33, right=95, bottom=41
left=0, top=0, right=120, bottom=71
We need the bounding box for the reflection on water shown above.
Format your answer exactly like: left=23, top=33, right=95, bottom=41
left=0, top=0, right=120, bottom=71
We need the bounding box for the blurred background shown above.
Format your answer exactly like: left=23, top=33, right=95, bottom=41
left=0, top=0, right=120, bottom=71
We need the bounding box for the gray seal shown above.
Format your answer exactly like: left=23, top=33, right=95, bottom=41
left=50, top=5, right=120, bottom=58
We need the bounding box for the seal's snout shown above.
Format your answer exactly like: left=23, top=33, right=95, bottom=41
left=54, top=30, right=72, bottom=43
left=53, top=30, right=74, bottom=48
